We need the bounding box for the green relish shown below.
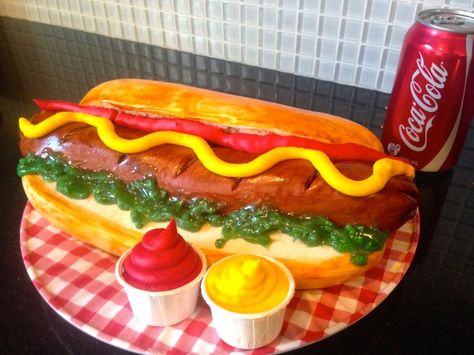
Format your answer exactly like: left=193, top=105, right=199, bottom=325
left=17, top=153, right=389, bottom=265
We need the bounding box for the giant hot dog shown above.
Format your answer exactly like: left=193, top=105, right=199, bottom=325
left=18, top=79, right=418, bottom=289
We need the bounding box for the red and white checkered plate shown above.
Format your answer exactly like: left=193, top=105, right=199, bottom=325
left=20, top=203, right=419, bottom=354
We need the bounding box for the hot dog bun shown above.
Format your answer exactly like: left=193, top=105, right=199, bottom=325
left=80, top=79, right=383, bottom=151
left=22, top=174, right=385, bottom=289
left=19, top=79, right=417, bottom=290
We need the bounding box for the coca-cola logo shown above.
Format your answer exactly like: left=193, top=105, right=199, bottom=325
left=399, top=52, right=448, bottom=152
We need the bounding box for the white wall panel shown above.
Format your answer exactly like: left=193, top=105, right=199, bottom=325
left=0, top=0, right=472, bottom=92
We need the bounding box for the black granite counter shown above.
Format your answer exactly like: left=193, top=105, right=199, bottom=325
left=1, top=17, right=473, bottom=354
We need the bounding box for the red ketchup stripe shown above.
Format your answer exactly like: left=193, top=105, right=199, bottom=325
left=33, top=99, right=117, bottom=119
left=33, top=98, right=393, bottom=162
left=114, top=112, right=390, bottom=161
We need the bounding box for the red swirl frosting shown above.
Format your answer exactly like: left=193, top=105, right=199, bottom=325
left=122, top=220, right=203, bottom=291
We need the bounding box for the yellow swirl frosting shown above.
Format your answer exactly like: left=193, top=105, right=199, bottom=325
left=19, top=112, right=415, bottom=197
left=204, top=255, right=290, bottom=313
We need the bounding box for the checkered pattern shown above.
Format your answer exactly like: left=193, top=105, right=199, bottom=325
left=20, top=203, right=419, bottom=354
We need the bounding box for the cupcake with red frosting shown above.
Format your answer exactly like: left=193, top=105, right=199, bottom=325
left=115, top=219, right=207, bottom=326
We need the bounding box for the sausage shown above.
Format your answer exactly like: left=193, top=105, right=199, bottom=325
left=20, top=113, right=418, bottom=232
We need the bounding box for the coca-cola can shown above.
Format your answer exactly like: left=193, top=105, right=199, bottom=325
left=381, top=9, right=474, bottom=172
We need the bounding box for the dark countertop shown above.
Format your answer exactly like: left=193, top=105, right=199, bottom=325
left=1, top=17, right=473, bottom=354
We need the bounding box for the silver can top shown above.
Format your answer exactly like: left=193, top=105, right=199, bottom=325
left=417, top=9, right=474, bottom=34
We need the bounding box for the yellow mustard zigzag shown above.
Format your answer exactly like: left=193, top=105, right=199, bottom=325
left=19, top=112, right=414, bottom=197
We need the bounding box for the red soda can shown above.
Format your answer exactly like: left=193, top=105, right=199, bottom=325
left=381, top=9, right=474, bottom=172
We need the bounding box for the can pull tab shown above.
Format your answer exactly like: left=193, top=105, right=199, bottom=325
left=431, top=15, right=465, bottom=26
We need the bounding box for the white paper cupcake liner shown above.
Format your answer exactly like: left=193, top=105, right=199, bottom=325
left=115, top=246, right=207, bottom=327
left=201, top=254, right=295, bottom=349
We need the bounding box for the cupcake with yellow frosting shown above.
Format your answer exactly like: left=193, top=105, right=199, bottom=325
left=201, top=254, right=295, bottom=349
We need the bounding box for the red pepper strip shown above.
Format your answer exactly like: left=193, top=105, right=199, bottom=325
left=34, top=98, right=397, bottom=162
left=114, top=112, right=391, bottom=162
left=33, top=99, right=117, bottom=120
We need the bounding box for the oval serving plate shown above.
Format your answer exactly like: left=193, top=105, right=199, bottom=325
left=20, top=203, right=419, bottom=354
